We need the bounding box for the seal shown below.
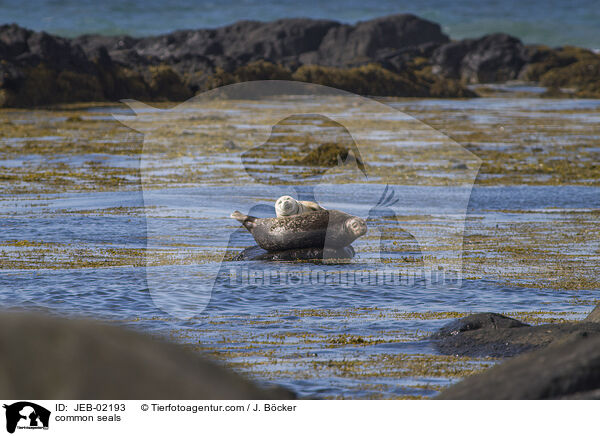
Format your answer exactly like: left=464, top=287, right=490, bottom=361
left=275, top=195, right=323, bottom=217
left=230, top=209, right=367, bottom=251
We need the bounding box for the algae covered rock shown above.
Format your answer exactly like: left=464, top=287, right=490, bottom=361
left=437, top=331, right=600, bottom=399
left=519, top=45, right=600, bottom=98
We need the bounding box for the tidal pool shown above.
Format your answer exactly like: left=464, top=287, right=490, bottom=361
left=0, top=97, right=598, bottom=398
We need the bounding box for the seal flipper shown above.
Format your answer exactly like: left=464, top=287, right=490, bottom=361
left=230, top=211, right=257, bottom=231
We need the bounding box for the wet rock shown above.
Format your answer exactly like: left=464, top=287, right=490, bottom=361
left=233, top=244, right=355, bottom=261
left=432, top=33, right=529, bottom=83
left=437, top=332, right=600, bottom=399
left=0, top=311, right=295, bottom=399
left=433, top=312, right=529, bottom=337
left=432, top=312, right=600, bottom=358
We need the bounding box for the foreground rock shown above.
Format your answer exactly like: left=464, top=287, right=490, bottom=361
left=0, top=311, right=295, bottom=399
left=437, top=332, right=600, bottom=399
left=584, top=302, right=600, bottom=323
left=432, top=312, right=600, bottom=357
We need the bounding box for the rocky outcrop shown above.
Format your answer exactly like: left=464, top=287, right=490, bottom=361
left=302, top=14, right=448, bottom=69
left=432, top=312, right=600, bottom=357
left=437, top=332, right=600, bottom=399
left=519, top=45, right=600, bottom=97
left=0, top=15, right=467, bottom=106
left=0, top=311, right=295, bottom=399
left=1, top=13, right=599, bottom=106
left=72, top=15, right=448, bottom=73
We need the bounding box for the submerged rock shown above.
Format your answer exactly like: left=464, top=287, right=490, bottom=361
left=432, top=312, right=600, bottom=358
left=0, top=311, right=295, bottom=399
left=233, top=244, right=355, bottom=261
left=437, top=332, right=600, bottom=399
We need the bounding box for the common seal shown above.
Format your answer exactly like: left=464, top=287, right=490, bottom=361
left=275, top=195, right=324, bottom=217
left=230, top=209, right=367, bottom=251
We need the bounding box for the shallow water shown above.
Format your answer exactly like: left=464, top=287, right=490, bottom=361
left=1, top=97, right=599, bottom=398
left=1, top=185, right=597, bottom=398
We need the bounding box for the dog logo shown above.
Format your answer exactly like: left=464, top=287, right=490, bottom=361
left=3, top=402, right=50, bottom=433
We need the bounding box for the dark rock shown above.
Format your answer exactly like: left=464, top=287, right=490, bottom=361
left=432, top=33, right=529, bottom=83
left=432, top=312, right=600, bottom=358
left=313, top=14, right=448, bottom=68
left=433, top=312, right=529, bottom=337
left=437, top=332, right=600, bottom=399
left=233, top=244, right=355, bottom=261
left=0, top=23, right=32, bottom=58
left=0, top=61, right=23, bottom=89
left=0, top=311, right=295, bottom=399
left=106, top=15, right=446, bottom=72
left=0, top=15, right=472, bottom=106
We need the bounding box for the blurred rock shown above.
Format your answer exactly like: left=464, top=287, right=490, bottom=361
left=437, top=332, right=600, bottom=399
left=431, top=33, right=529, bottom=83
left=308, top=14, right=448, bottom=68
left=0, top=311, right=295, bottom=399
left=585, top=303, right=600, bottom=323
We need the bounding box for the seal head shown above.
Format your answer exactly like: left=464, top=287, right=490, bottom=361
left=345, top=216, right=367, bottom=239
left=275, top=196, right=301, bottom=217
left=275, top=195, right=323, bottom=217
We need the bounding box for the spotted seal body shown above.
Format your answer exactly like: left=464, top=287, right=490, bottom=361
left=275, top=195, right=324, bottom=217
left=230, top=209, right=367, bottom=251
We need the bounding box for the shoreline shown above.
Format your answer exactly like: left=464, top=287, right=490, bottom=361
left=1, top=13, right=599, bottom=107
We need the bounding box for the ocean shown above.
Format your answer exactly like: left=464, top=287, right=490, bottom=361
left=1, top=0, right=599, bottom=48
